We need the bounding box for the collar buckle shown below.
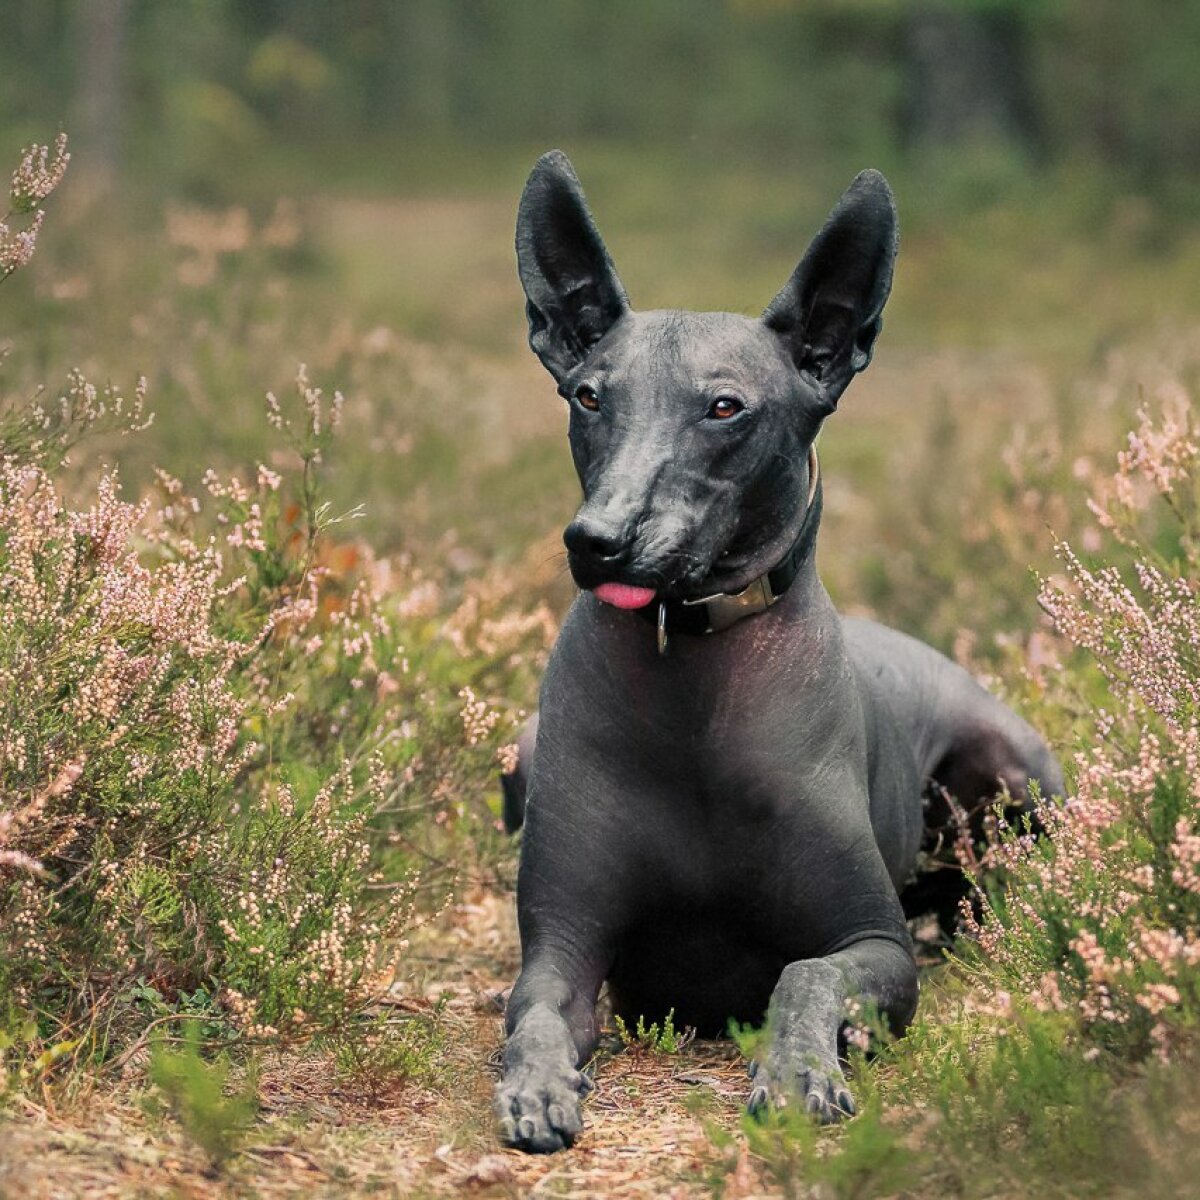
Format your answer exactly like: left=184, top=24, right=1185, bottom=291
left=682, top=573, right=776, bottom=633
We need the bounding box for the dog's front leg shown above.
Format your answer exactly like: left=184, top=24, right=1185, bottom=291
left=750, top=936, right=918, bottom=1123
left=496, top=950, right=603, bottom=1153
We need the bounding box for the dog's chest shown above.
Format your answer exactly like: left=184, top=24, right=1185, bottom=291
left=572, top=620, right=869, bottom=879
left=619, top=734, right=856, bottom=909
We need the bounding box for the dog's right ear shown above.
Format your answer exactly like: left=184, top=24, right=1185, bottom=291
left=763, top=170, right=898, bottom=410
left=516, top=151, right=629, bottom=383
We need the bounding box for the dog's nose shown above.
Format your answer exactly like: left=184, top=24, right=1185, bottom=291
left=563, top=516, right=631, bottom=566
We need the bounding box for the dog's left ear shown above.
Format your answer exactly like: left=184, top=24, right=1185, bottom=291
left=516, top=150, right=630, bottom=383
left=763, top=170, right=898, bottom=409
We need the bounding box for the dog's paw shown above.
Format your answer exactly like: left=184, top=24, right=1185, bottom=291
left=746, top=1056, right=855, bottom=1125
left=495, top=1067, right=589, bottom=1153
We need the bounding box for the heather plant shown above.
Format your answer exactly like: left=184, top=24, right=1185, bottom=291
left=0, top=140, right=547, bottom=1083
left=718, top=960, right=1198, bottom=1196
left=958, top=397, right=1200, bottom=1061
left=747, top=992, right=1193, bottom=1199
left=0, top=367, right=543, bottom=1074
left=0, top=383, right=364, bottom=1060
left=613, top=1008, right=692, bottom=1056
left=0, top=133, right=68, bottom=280
left=709, top=1082, right=914, bottom=1200
left=0, top=138, right=140, bottom=468
left=863, top=402, right=1200, bottom=1185
left=331, top=1008, right=449, bottom=1102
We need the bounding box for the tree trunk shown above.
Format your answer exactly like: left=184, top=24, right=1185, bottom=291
left=902, top=5, right=1040, bottom=153
left=72, top=0, right=131, bottom=188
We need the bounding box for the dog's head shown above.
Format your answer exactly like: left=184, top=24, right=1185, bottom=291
left=516, top=151, right=897, bottom=605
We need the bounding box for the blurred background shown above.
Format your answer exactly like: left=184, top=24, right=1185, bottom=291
left=4, top=0, right=1200, bottom=659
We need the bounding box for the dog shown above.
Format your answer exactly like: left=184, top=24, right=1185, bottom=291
left=495, top=151, right=1063, bottom=1153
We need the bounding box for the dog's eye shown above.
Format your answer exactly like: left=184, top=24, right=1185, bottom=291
left=574, top=385, right=600, bottom=412
left=708, top=396, right=744, bottom=420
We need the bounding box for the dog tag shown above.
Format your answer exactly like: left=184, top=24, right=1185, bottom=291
left=657, top=601, right=668, bottom=657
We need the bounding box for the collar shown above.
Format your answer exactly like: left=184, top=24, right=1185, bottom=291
left=634, top=446, right=822, bottom=655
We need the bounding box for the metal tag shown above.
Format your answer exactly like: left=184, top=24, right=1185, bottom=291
left=657, top=601, right=668, bottom=656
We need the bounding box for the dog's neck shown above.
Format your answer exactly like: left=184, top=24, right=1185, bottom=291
left=637, top=446, right=822, bottom=655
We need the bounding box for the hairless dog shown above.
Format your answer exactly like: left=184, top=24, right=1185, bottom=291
left=495, top=151, right=1063, bottom=1153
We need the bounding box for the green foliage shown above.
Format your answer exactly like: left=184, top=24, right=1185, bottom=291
left=951, top=402, right=1200, bottom=1060
left=148, top=1029, right=258, bottom=1166
left=720, top=1085, right=913, bottom=1200
left=727, top=1019, right=768, bottom=1066
left=884, top=1003, right=1124, bottom=1195
left=330, top=1009, right=448, bottom=1102
left=0, top=372, right=536, bottom=1064
left=711, top=996, right=1200, bottom=1198
left=614, top=1008, right=691, bottom=1055
left=8, top=2, right=1200, bottom=210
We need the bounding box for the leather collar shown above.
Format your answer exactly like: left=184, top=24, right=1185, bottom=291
left=634, top=446, right=822, bottom=655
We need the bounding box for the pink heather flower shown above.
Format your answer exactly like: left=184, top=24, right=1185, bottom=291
left=0, top=209, right=44, bottom=276
left=1170, top=818, right=1200, bottom=894
left=1138, top=983, right=1181, bottom=1016
left=0, top=848, right=46, bottom=875
left=9, top=134, right=69, bottom=214
left=256, top=463, right=282, bottom=492
left=496, top=742, right=520, bottom=775
left=458, top=686, right=500, bottom=747
left=971, top=398, right=1200, bottom=1054
left=843, top=1023, right=871, bottom=1053
left=43, top=758, right=85, bottom=801
left=1118, top=403, right=1198, bottom=497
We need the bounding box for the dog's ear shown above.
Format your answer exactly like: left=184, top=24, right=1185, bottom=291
left=516, top=151, right=629, bottom=383
left=762, top=170, right=897, bottom=408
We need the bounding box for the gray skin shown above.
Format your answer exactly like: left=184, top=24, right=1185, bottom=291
left=495, top=151, right=1063, bottom=1154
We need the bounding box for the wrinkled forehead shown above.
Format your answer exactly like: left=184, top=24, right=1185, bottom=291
left=592, top=310, right=792, bottom=391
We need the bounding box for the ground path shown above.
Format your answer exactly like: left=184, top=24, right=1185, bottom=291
left=0, top=890, right=774, bottom=1198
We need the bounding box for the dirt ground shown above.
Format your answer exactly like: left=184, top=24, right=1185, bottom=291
left=0, top=890, right=772, bottom=1199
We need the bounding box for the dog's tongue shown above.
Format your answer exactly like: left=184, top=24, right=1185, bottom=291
left=593, top=583, right=656, bottom=610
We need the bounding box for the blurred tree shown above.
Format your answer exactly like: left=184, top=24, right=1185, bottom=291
left=72, top=0, right=131, bottom=186
left=399, top=0, right=456, bottom=129
left=901, top=3, right=1041, bottom=153
left=0, top=0, right=1198, bottom=209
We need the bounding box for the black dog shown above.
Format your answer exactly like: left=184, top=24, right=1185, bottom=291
left=496, top=151, right=1062, bottom=1153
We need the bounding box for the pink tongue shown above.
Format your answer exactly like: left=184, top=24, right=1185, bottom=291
left=593, top=582, right=657, bottom=610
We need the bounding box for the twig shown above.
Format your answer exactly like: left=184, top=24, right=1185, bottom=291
left=103, top=1012, right=220, bottom=1075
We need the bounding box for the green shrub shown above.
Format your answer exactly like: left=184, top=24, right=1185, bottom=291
left=960, top=399, right=1200, bottom=1060
left=708, top=1079, right=913, bottom=1200
left=330, top=1008, right=449, bottom=1103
